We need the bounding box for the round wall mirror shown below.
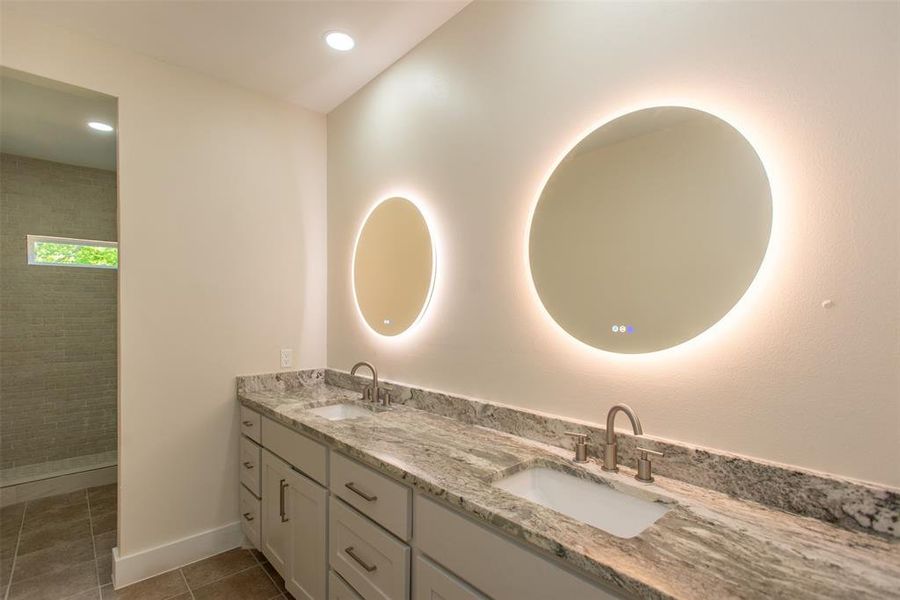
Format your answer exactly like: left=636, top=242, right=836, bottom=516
left=353, top=197, right=435, bottom=336
left=529, top=107, right=772, bottom=353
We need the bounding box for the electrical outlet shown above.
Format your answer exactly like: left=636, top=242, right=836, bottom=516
left=280, top=348, right=293, bottom=368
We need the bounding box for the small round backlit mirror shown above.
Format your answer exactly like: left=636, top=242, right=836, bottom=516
left=353, top=197, right=435, bottom=336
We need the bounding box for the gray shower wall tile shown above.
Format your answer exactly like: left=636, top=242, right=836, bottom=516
left=0, top=154, right=118, bottom=470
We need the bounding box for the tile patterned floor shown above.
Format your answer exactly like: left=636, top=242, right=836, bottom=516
left=1, top=486, right=291, bottom=600
left=2, top=484, right=116, bottom=600
left=99, top=548, right=291, bottom=600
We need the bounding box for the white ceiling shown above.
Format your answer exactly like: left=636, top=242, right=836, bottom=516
left=1, top=69, right=118, bottom=170
left=2, top=0, right=470, bottom=113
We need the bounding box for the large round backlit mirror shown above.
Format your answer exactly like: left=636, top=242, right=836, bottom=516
left=529, top=107, right=772, bottom=353
left=353, top=197, right=435, bottom=336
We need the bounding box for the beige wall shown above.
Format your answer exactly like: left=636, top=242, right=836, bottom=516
left=0, top=154, right=117, bottom=470
left=1, top=14, right=327, bottom=555
left=328, top=2, right=900, bottom=486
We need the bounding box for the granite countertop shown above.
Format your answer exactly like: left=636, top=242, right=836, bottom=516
left=239, top=381, right=900, bottom=600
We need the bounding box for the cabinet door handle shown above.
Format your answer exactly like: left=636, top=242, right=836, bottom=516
left=344, top=482, right=377, bottom=502
left=242, top=420, right=254, bottom=427
left=242, top=512, right=254, bottom=522
left=242, top=461, right=254, bottom=469
left=345, top=546, right=377, bottom=572
left=279, top=479, right=289, bottom=522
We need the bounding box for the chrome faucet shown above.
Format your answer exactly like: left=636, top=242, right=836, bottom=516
left=350, top=361, right=389, bottom=406
left=601, top=403, right=643, bottom=473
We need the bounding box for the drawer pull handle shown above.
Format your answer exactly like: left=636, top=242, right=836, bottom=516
left=242, top=512, right=254, bottom=522
left=345, top=546, right=377, bottom=572
left=279, top=479, right=289, bottom=522
left=345, top=482, right=377, bottom=502
left=242, top=420, right=254, bottom=427
left=242, top=461, right=254, bottom=469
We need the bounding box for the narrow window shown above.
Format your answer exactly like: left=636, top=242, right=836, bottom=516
left=26, top=235, right=118, bottom=269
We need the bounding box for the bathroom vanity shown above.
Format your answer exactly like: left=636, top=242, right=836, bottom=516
left=238, top=396, right=622, bottom=599
left=236, top=371, right=899, bottom=600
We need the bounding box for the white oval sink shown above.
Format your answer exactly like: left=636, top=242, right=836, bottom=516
left=307, top=403, right=375, bottom=421
left=492, top=467, right=669, bottom=538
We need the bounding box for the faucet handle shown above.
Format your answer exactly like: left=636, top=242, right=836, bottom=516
left=637, top=446, right=663, bottom=458
left=564, top=432, right=589, bottom=463
left=377, top=388, right=391, bottom=407
left=635, top=446, right=663, bottom=483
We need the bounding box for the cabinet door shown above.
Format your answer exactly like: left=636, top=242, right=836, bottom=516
left=285, top=467, right=328, bottom=600
left=261, top=449, right=292, bottom=577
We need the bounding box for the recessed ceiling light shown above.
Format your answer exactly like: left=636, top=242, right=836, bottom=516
left=87, top=121, right=114, bottom=132
left=325, top=31, right=355, bottom=52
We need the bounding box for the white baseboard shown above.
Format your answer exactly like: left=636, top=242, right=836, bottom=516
left=111, top=520, right=243, bottom=589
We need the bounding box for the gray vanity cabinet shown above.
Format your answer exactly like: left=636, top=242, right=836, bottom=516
left=242, top=407, right=623, bottom=600
left=261, top=447, right=328, bottom=600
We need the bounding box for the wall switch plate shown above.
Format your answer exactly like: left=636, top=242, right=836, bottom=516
left=280, top=348, right=293, bottom=368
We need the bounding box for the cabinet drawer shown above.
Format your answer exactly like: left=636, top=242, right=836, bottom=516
left=239, top=484, right=261, bottom=548
left=331, top=453, right=411, bottom=540
left=240, top=406, right=261, bottom=443
left=414, top=555, right=486, bottom=600
left=330, top=498, right=410, bottom=600
left=415, top=495, right=624, bottom=600
left=240, top=435, right=262, bottom=496
left=261, top=416, right=327, bottom=485
left=330, top=571, right=363, bottom=600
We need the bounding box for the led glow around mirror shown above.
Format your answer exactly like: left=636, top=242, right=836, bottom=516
left=353, top=197, right=435, bottom=337
left=529, top=107, right=772, bottom=354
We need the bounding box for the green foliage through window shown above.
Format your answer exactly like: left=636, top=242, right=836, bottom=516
left=30, top=238, right=118, bottom=268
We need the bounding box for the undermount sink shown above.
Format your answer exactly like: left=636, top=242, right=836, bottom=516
left=492, top=467, right=669, bottom=538
left=307, top=403, right=375, bottom=421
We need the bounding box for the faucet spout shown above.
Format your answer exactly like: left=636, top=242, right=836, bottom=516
left=602, top=403, right=643, bottom=473
left=605, top=404, right=643, bottom=444
left=350, top=361, right=379, bottom=403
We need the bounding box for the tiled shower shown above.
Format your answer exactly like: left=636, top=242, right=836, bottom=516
left=0, top=153, right=117, bottom=493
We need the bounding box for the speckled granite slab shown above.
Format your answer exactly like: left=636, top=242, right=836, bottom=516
left=236, top=372, right=899, bottom=600
left=322, top=369, right=900, bottom=539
